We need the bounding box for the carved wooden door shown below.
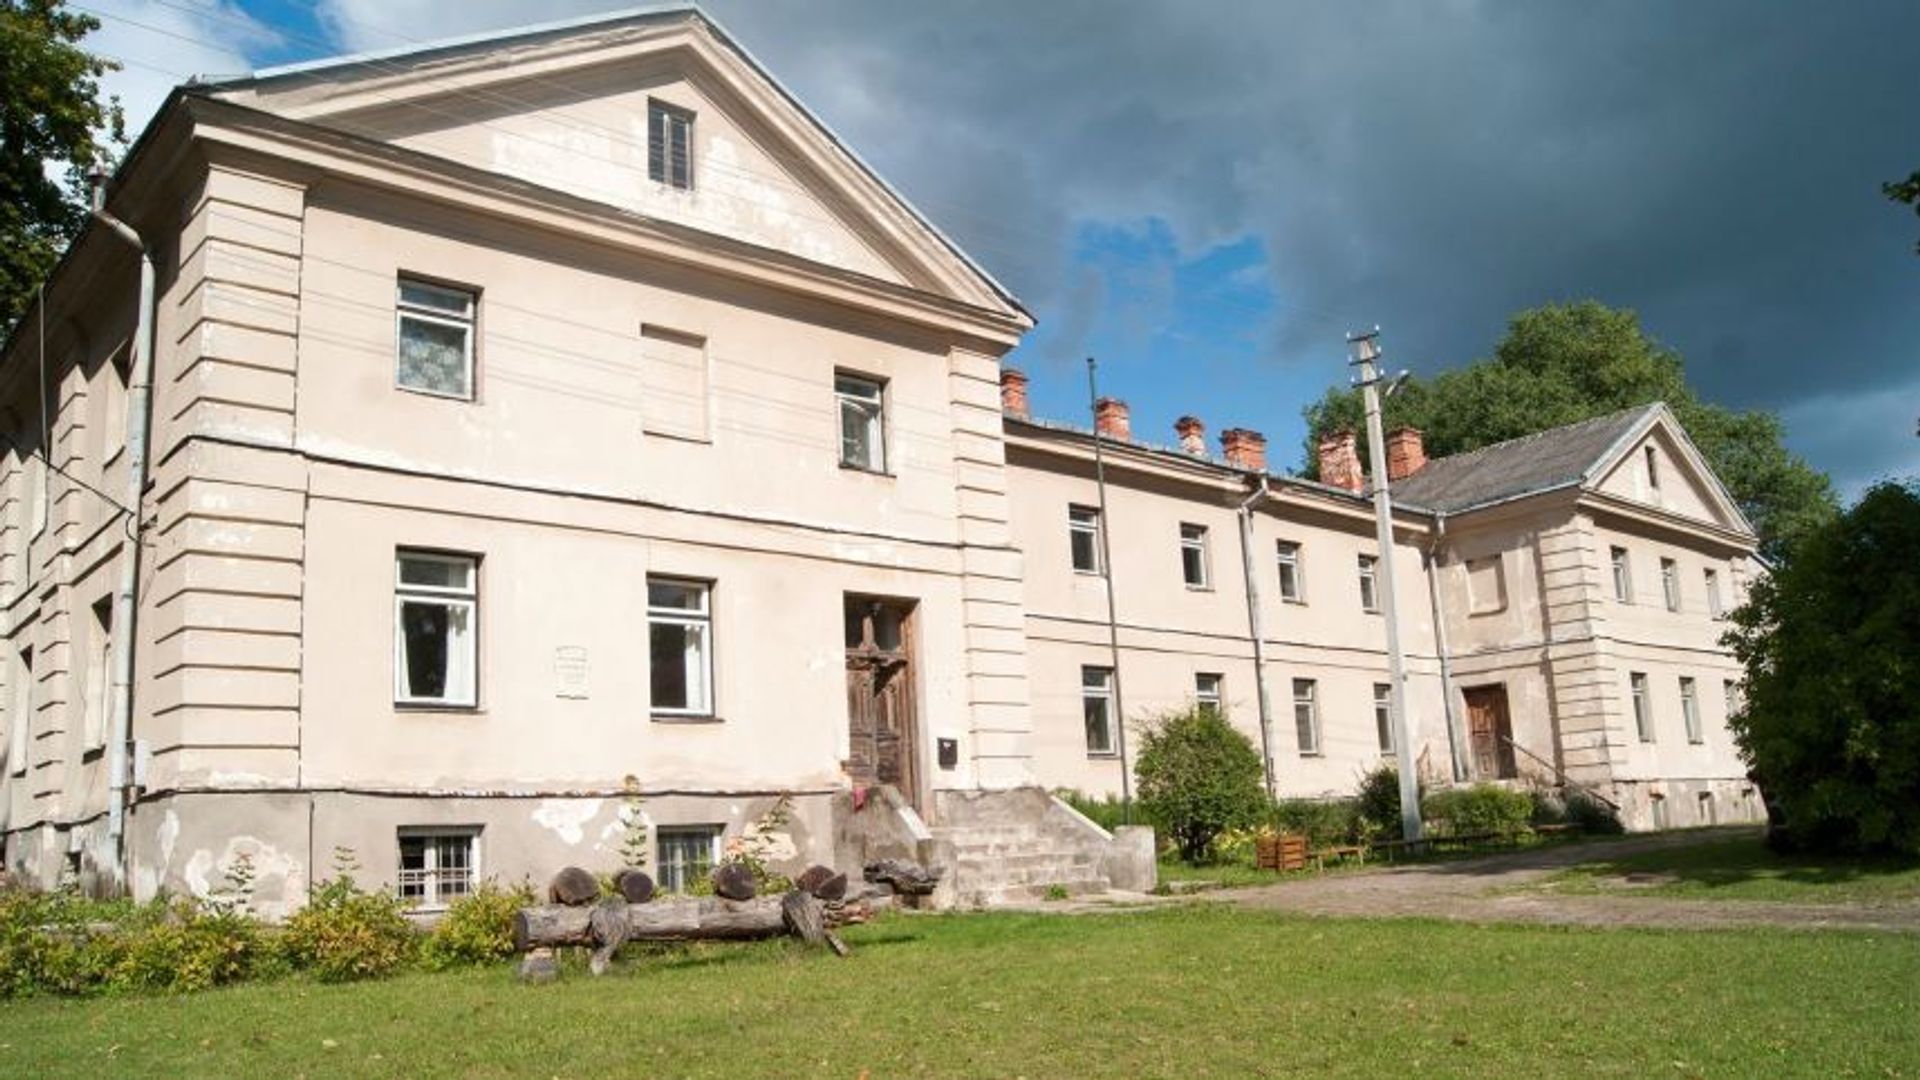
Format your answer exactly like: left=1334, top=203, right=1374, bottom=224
left=844, top=598, right=918, bottom=807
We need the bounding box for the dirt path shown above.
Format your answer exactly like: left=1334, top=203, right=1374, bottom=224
left=1220, top=828, right=1920, bottom=932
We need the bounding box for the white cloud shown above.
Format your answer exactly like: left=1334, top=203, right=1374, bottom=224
left=86, top=0, right=278, bottom=146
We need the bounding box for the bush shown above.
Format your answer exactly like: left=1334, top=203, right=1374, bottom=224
left=1565, top=791, right=1625, bottom=835
left=113, top=902, right=268, bottom=993
left=1134, top=707, right=1267, bottom=863
left=1725, top=480, right=1920, bottom=854
left=282, top=853, right=418, bottom=983
left=1355, top=764, right=1420, bottom=839
left=1267, top=798, right=1363, bottom=847
left=1423, top=784, right=1535, bottom=837
left=1054, top=790, right=1146, bottom=833
left=422, top=880, right=534, bottom=970
left=0, top=889, right=271, bottom=998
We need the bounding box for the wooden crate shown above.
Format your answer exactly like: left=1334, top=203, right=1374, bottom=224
left=1255, top=832, right=1310, bottom=872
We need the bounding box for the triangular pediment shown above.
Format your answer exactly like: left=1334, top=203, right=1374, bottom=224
left=209, top=9, right=1021, bottom=317
left=1587, top=406, right=1752, bottom=536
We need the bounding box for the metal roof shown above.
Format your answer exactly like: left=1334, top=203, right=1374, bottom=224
left=1389, top=403, right=1662, bottom=514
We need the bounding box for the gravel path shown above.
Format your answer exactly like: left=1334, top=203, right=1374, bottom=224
left=1221, top=828, right=1920, bottom=933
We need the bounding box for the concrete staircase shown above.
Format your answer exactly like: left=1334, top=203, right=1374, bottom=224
left=932, top=787, right=1154, bottom=907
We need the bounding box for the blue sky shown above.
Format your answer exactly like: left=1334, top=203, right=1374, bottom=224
left=81, top=0, right=1920, bottom=494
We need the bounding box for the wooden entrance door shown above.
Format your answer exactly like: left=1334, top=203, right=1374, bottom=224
left=1463, top=685, right=1518, bottom=780
left=845, top=597, right=918, bottom=807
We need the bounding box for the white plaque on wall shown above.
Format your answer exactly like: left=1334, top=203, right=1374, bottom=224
left=555, top=646, right=589, bottom=699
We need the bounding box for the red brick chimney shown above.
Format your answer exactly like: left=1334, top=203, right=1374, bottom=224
left=1386, top=427, right=1427, bottom=481
left=999, top=367, right=1029, bottom=418
left=1220, top=428, right=1268, bottom=472
left=1094, top=397, right=1131, bottom=440
left=1174, top=415, right=1206, bottom=455
left=1318, top=429, right=1364, bottom=493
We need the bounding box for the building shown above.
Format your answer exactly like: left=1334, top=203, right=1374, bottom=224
left=1004, top=385, right=1764, bottom=831
left=0, top=7, right=1760, bottom=911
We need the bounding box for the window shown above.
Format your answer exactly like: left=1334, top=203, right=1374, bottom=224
left=396, top=828, right=477, bottom=907
left=6, top=647, right=30, bottom=777
left=395, top=277, right=476, bottom=399
left=1724, top=679, right=1742, bottom=720
left=1680, top=676, right=1702, bottom=744
left=1275, top=541, right=1303, bottom=602
left=1082, top=666, right=1115, bottom=755
left=1630, top=672, right=1653, bottom=743
left=648, top=100, right=694, bottom=190
left=1069, top=505, right=1103, bottom=574
left=1293, top=678, right=1320, bottom=756
left=1660, top=557, right=1681, bottom=612
left=1645, top=445, right=1661, bottom=496
left=394, top=551, right=478, bottom=707
left=1373, top=682, right=1395, bottom=754
left=101, top=347, right=131, bottom=463
left=1699, top=791, right=1717, bottom=826
left=29, top=452, right=47, bottom=539
left=1357, top=555, right=1380, bottom=613
left=83, top=596, right=111, bottom=752
left=640, top=325, right=710, bottom=442
left=1704, top=568, right=1724, bottom=619
left=1466, top=555, right=1506, bottom=614
left=1179, top=524, right=1210, bottom=588
left=1649, top=792, right=1668, bottom=830
left=648, top=578, right=713, bottom=717
left=835, top=373, right=886, bottom=473
left=657, top=826, right=720, bottom=893
left=1195, top=673, right=1223, bottom=716
left=1611, top=547, right=1633, bottom=603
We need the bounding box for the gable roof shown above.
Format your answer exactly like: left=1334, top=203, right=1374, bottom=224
left=199, top=4, right=1028, bottom=321
left=1391, top=403, right=1654, bottom=511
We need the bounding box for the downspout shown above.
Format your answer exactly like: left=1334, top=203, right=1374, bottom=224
left=91, top=172, right=157, bottom=895
left=1236, top=474, right=1277, bottom=799
left=1423, top=513, right=1468, bottom=782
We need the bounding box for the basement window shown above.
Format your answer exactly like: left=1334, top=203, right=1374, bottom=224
left=648, top=100, right=695, bottom=190
left=657, top=825, right=721, bottom=893
left=395, top=277, right=476, bottom=400
left=397, top=828, right=478, bottom=907
left=394, top=550, right=479, bottom=708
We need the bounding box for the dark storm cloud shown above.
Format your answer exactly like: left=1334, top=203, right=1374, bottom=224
left=317, top=0, right=1920, bottom=489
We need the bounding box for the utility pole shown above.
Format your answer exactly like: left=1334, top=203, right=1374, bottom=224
left=1086, top=357, right=1132, bottom=822
left=1348, top=328, right=1423, bottom=843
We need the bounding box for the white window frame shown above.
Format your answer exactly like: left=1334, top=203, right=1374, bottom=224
left=835, top=373, right=887, bottom=473
left=396, top=827, right=479, bottom=908
left=6, top=647, right=30, bottom=777
left=1630, top=672, right=1654, bottom=743
left=1275, top=540, right=1304, bottom=603
left=1660, top=557, right=1681, bottom=612
left=1293, top=678, right=1320, bottom=756
left=1082, top=665, right=1116, bottom=757
left=1357, top=555, right=1380, bottom=614
left=394, top=277, right=477, bottom=401
left=1068, top=505, right=1103, bottom=575
left=648, top=577, right=715, bottom=719
left=1680, top=676, right=1702, bottom=744
left=1611, top=547, right=1634, bottom=603
left=393, top=550, right=479, bottom=708
left=1373, top=681, right=1395, bottom=755
left=1179, top=523, right=1210, bottom=589
left=648, top=99, right=695, bottom=191
left=1195, top=672, right=1224, bottom=715
left=82, top=596, right=111, bottom=753
left=656, top=825, right=721, bottom=893
left=1704, top=568, right=1725, bottom=619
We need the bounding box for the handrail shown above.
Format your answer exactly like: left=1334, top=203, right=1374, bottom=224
left=1500, top=735, right=1622, bottom=811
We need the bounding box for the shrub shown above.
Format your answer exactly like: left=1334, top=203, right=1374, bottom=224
left=1267, top=798, right=1363, bottom=847
left=113, top=901, right=266, bottom=993
left=1565, top=791, right=1625, bottom=835
left=422, top=880, right=535, bottom=969
left=1724, top=481, right=1920, bottom=854
left=0, top=888, right=270, bottom=998
left=1355, top=764, right=1420, bottom=839
left=1422, top=784, right=1535, bottom=837
left=1134, top=707, right=1267, bottom=863
left=1054, top=790, right=1146, bottom=833
left=281, top=851, right=418, bottom=983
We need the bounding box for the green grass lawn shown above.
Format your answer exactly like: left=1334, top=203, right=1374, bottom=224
left=1537, top=833, right=1920, bottom=903
left=5, top=906, right=1917, bottom=1078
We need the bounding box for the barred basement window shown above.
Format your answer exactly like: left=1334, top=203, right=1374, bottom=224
left=1069, top=505, right=1103, bottom=574
left=648, top=100, right=694, bottom=190
left=1293, top=678, right=1320, bottom=756
left=657, top=825, right=720, bottom=893
left=394, top=551, right=478, bottom=707
left=1082, top=666, right=1116, bottom=756
left=395, top=277, right=476, bottom=399
left=1275, top=540, right=1304, bottom=602
left=397, top=828, right=478, bottom=907
left=649, top=578, right=714, bottom=718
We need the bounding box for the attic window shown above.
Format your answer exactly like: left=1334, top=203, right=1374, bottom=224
left=649, top=100, right=694, bottom=191
left=1645, top=445, right=1661, bottom=496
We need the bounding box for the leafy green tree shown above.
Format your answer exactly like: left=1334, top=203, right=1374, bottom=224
left=1887, top=169, right=1920, bottom=253
left=1133, top=706, right=1266, bottom=864
left=1, top=0, right=124, bottom=330
left=1723, top=480, right=1920, bottom=855
left=1301, top=301, right=1835, bottom=561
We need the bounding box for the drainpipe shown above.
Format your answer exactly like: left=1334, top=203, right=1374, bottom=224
left=1423, top=513, right=1468, bottom=782
left=1235, top=475, right=1277, bottom=799
left=90, top=171, right=157, bottom=895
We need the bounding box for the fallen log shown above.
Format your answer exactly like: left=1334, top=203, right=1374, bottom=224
left=516, top=895, right=800, bottom=952
left=548, top=866, right=600, bottom=906
left=865, top=858, right=942, bottom=896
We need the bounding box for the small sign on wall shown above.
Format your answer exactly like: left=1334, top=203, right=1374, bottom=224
left=555, top=646, right=589, bottom=699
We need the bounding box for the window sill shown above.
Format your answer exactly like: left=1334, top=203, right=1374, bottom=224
left=395, top=703, right=483, bottom=714
left=1298, top=752, right=1324, bottom=759
left=1280, top=597, right=1308, bottom=606
left=653, top=713, right=724, bottom=725
left=837, top=462, right=895, bottom=478
left=81, top=745, right=105, bottom=762
left=1073, top=568, right=1105, bottom=577
left=396, top=384, right=477, bottom=404
left=1086, top=751, right=1119, bottom=760
left=1185, top=584, right=1213, bottom=593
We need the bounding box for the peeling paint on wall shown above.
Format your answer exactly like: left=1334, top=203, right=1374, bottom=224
left=531, top=798, right=603, bottom=845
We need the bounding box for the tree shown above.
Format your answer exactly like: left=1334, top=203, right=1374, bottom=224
left=1301, top=301, right=1836, bottom=561
left=1887, top=169, right=1920, bottom=254
left=1132, top=706, right=1266, bottom=864
left=1723, top=480, right=1920, bottom=855
left=1, top=0, right=124, bottom=331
